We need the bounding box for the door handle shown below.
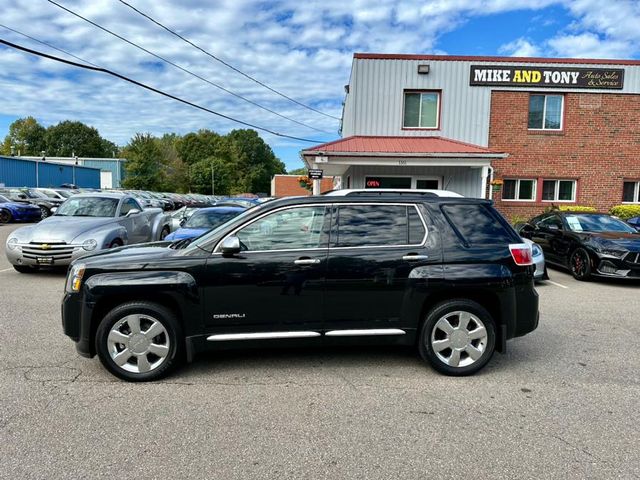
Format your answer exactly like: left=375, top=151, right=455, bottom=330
left=402, top=254, right=429, bottom=261
left=294, top=258, right=321, bottom=265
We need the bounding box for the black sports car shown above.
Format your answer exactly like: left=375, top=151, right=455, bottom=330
left=518, top=211, right=640, bottom=280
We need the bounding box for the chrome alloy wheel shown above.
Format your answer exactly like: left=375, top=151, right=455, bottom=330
left=107, top=314, right=170, bottom=374
left=430, top=311, right=488, bottom=368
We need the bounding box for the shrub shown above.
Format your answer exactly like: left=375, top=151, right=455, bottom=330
left=557, top=205, right=597, bottom=212
left=609, top=204, right=640, bottom=220
left=510, top=215, right=529, bottom=226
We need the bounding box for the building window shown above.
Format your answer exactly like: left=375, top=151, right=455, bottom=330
left=623, top=181, right=640, bottom=203
left=502, top=179, right=536, bottom=201
left=542, top=179, right=576, bottom=202
left=528, top=94, right=563, bottom=130
left=365, top=176, right=411, bottom=189
left=403, top=91, right=440, bottom=128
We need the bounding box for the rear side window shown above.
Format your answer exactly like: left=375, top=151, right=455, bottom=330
left=335, top=205, right=426, bottom=247
left=441, top=204, right=513, bottom=245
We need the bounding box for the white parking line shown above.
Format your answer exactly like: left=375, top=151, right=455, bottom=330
left=545, top=280, right=569, bottom=289
left=0, top=268, right=13, bottom=273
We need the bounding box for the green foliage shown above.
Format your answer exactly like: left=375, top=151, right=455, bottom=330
left=288, top=167, right=307, bottom=175
left=544, top=205, right=596, bottom=213
left=510, top=215, right=529, bottom=226
left=2, top=117, right=46, bottom=155
left=609, top=204, right=640, bottom=220
left=43, top=120, right=114, bottom=157
left=121, top=133, right=165, bottom=190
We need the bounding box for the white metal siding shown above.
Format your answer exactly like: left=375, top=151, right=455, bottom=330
left=342, top=58, right=640, bottom=145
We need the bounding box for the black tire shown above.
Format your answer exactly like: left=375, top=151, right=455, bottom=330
left=569, top=247, right=592, bottom=281
left=40, top=206, right=50, bottom=219
left=160, top=226, right=170, bottom=240
left=109, top=239, right=123, bottom=249
left=95, top=301, right=183, bottom=382
left=419, top=299, right=496, bottom=376
left=13, top=265, right=39, bottom=273
left=0, top=209, right=11, bottom=223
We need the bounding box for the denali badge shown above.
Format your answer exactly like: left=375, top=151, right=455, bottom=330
left=213, top=313, right=246, bottom=319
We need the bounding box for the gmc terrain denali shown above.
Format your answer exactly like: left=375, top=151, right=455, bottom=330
left=61, top=194, right=539, bottom=381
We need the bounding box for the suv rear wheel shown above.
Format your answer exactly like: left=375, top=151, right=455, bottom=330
left=96, top=301, right=183, bottom=382
left=419, top=299, right=496, bottom=376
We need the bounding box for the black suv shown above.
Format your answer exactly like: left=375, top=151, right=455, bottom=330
left=62, top=195, right=539, bottom=381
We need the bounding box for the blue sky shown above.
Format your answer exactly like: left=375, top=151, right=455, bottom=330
left=1, top=0, right=640, bottom=171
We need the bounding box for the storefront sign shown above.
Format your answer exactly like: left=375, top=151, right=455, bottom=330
left=470, top=65, right=624, bottom=89
left=308, top=169, right=323, bottom=180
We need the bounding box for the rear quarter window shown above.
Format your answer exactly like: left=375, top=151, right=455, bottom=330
left=441, top=204, right=515, bottom=245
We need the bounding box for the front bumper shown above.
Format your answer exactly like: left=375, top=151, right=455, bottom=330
left=594, top=253, right=640, bottom=279
left=61, top=292, right=95, bottom=357
left=7, top=243, right=93, bottom=268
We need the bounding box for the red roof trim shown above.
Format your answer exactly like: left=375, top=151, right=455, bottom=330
left=353, top=53, right=640, bottom=66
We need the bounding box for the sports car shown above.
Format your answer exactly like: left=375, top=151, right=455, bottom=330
left=6, top=193, right=171, bottom=272
left=165, top=205, right=246, bottom=242
left=0, top=194, right=42, bottom=223
left=519, top=211, right=640, bottom=280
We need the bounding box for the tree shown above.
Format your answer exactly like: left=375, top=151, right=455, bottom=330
left=175, top=129, right=225, bottom=165
left=43, top=121, right=114, bottom=157
left=288, top=167, right=307, bottom=175
left=2, top=117, right=46, bottom=155
left=121, top=133, right=165, bottom=190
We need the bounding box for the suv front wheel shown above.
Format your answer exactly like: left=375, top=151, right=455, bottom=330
left=96, top=301, right=183, bottom=382
left=419, top=299, right=496, bottom=376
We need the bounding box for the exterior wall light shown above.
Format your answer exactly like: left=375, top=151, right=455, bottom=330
left=417, top=64, right=430, bottom=74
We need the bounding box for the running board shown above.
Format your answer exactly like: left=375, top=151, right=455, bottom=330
left=207, top=329, right=406, bottom=341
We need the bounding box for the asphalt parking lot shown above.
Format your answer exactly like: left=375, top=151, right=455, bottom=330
left=1, top=222, right=639, bottom=479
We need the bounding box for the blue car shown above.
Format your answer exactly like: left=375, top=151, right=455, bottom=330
left=0, top=194, right=42, bottom=223
left=165, top=206, right=246, bottom=242
left=628, top=216, right=640, bottom=231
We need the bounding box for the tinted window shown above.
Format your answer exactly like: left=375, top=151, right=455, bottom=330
left=564, top=214, right=635, bottom=233
left=186, top=210, right=243, bottom=229
left=442, top=204, right=513, bottom=245
left=336, top=205, right=424, bottom=247
left=236, top=206, right=327, bottom=251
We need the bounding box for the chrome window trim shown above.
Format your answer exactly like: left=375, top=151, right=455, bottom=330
left=213, top=202, right=429, bottom=253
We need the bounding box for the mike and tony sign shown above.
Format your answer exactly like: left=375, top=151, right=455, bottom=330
left=470, top=65, right=624, bottom=89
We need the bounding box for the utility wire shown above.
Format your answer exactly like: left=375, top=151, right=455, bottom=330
left=46, top=0, right=331, bottom=134
left=0, top=23, right=100, bottom=68
left=116, top=0, right=341, bottom=121
left=0, top=38, right=321, bottom=143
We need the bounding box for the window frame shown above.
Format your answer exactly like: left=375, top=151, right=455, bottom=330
left=528, top=94, right=564, bottom=131
left=622, top=180, right=640, bottom=204
left=402, top=90, right=441, bottom=130
left=541, top=179, right=576, bottom=203
left=501, top=178, right=537, bottom=202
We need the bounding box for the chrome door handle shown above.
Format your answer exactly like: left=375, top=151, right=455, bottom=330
left=402, top=254, right=429, bottom=261
left=294, top=258, right=321, bottom=265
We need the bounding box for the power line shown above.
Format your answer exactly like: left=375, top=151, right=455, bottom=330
left=0, top=23, right=100, bottom=68
left=0, top=38, right=322, bottom=143
left=116, top=0, right=341, bottom=121
left=46, top=0, right=331, bottom=134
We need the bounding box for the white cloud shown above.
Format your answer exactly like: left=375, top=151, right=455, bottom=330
left=499, top=38, right=542, bottom=57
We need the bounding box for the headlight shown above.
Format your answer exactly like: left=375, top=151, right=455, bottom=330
left=531, top=243, right=542, bottom=257
left=82, top=239, right=98, bottom=251
left=7, top=238, right=18, bottom=250
left=65, top=263, right=86, bottom=293
left=598, top=248, right=626, bottom=258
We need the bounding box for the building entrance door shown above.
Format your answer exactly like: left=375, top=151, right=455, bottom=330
left=416, top=179, right=439, bottom=189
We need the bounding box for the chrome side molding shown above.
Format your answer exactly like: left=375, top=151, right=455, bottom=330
left=325, top=329, right=406, bottom=337
left=207, top=331, right=321, bottom=341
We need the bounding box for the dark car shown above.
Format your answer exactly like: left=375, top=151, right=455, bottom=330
left=627, top=216, right=640, bottom=231
left=519, top=211, right=640, bottom=280
left=61, top=195, right=539, bottom=382
left=165, top=205, right=246, bottom=242
left=0, top=194, right=42, bottom=223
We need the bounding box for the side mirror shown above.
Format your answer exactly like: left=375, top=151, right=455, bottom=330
left=548, top=224, right=560, bottom=231
left=126, top=208, right=141, bottom=217
left=179, top=218, right=187, bottom=227
left=220, top=235, right=241, bottom=256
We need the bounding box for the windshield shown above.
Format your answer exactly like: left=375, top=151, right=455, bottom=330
left=56, top=190, right=73, bottom=198
left=565, top=214, right=636, bottom=233
left=55, top=197, right=119, bottom=217
left=0, top=194, right=11, bottom=203
left=26, top=189, right=47, bottom=199
left=185, top=209, right=244, bottom=229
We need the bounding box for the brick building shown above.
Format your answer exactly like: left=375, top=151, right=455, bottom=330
left=271, top=174, right=334, bottom=197
left=302, top=54, right=640, bottom=220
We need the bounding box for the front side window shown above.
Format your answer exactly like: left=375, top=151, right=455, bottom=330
left=542, top=179, right=575, bottom=202
left=536, top=215, right=564, bottom=230
left=403, top=91, right=440, bottom=128
left=119, top=198, right=141, bottom=216
left=623, top=181, right=640, bottom=203
left=335, top=205, right=425, bottom=247
left=236, top=206, right=327, bottom=251
left=502, top=179, right=536, bottom=201
left=528, top=94, right=563, bottom=130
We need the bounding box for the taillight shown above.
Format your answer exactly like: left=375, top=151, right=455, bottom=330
left=509, top=243, right=533, bottom=266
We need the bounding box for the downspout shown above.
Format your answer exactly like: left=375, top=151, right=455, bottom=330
left=488, top=166, right=494, bottom=200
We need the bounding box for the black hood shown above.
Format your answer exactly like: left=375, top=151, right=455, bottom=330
left=581, top=231, right=640, bottom=252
